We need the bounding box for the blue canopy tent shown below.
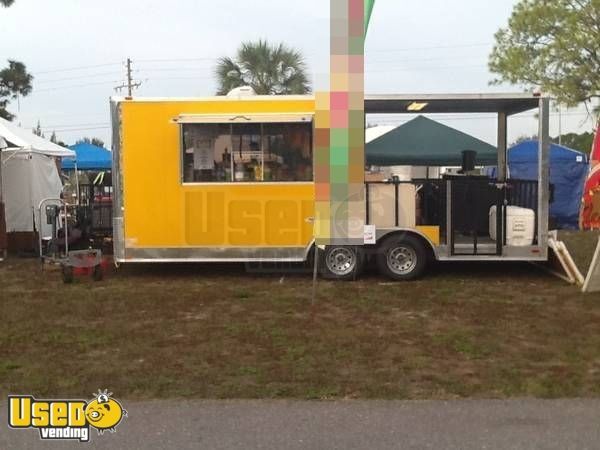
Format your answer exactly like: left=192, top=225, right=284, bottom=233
left=62, top=143, right=111, bottom=171
left=508, top=140, right=588, bottom=230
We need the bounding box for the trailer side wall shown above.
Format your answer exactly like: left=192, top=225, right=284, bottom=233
left=117, top=98, right=316, bottom=261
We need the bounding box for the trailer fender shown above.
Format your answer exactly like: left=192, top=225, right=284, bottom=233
left=375, top=229, right=437, bottom=262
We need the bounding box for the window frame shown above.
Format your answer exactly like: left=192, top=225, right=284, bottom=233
left=178, top=113, right=314, bottom=185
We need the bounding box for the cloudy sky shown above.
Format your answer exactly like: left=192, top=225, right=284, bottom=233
left=1, top=0, right=595, bottom=147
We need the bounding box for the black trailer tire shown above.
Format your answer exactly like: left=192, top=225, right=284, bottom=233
left=92, top=264, right=104, bottom=282
left=61, top=265, right=74, bottom=284
left=320, top=245, right=363, bottom=281
left=376, top=235, right=428, bottom=281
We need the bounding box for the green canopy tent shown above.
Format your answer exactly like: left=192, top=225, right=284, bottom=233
left=366, top=116, right=498, bottom=167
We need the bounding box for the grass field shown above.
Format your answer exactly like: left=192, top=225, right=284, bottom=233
left=1, top=233, right=600, bottom=401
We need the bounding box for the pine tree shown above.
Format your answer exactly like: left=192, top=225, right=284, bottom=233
left=32, top=120, right=44, bottom=138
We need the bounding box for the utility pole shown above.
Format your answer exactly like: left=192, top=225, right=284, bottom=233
left=115, top=58, right=142, bottom=96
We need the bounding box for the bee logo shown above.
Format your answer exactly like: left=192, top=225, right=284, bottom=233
left=84, top=389, right=127, bottom=435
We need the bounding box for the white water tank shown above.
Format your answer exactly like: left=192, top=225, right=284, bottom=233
left=226, top=86, right=257, bottom=98
left=489, top=206, right=535, bottom=247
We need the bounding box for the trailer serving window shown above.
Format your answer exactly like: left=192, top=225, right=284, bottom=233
left=179, top=114, right=313, bottom=183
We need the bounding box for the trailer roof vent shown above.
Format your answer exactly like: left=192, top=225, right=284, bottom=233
left=227, top=86, right=257, bottom=98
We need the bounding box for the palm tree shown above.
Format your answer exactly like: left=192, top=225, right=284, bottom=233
left=215, top=40, right=311, bottom=96
left=1, top=0, right=15, bottom=7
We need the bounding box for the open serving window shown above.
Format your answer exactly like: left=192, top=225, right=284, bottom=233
left=176, top=114, right=314, bottom=184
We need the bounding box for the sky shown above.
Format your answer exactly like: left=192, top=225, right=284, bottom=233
left=0, top=0, right=595, bottom=148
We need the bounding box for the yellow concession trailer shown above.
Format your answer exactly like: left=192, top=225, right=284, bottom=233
left=111, top=93, right=551, bottom=280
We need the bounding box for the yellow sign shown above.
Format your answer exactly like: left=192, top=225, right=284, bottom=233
left=8, top=389, right=127, bottom=443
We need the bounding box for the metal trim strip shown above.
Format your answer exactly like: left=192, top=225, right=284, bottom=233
left=110, top=100, right=125, bottom=261
left=122, top=246, right=311, bottom=262
left=176, top=113, right=314, bottom=124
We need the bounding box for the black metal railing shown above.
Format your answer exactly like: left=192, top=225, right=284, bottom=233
left=506, top=179, right=539, bottom=211
left=78, top=184, right=113, bottom=237
left=365, top=177, right=544, bottom=251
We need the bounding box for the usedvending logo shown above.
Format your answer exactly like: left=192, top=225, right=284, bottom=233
left=8, top=389, right=127, bottom=442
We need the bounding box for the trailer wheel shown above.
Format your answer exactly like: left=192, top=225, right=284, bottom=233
left=377, top=235, right=427, bottom=281
left=320, top=246, right=362, bottom=281
left=61, top=265, right=74, bottom=284
left=92, top=265, right=104, bottom=282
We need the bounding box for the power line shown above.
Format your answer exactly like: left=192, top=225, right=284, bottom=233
left=51, top=126, right=111, bottom=133
left=32, top=66, right=492, bottom=92
left=34, top=62, right=122, bottom=75
left=32, top=42, right=491, bottom=75
left=366, top=54, right=488, bottom=65
left=34, top=122, right=110, bottom=130
left=34, top=80, right=121, bottom=92
left=136, top=67, right=215, bottom=73
left=137, top=57, right=217, bottom=63
left=366, top=64, right=488, bottom=73
left=30, top=74, right=212, bottom=93
left=137, top=75, right=214, bottom=81
left=35, top=71, right=123, bottom=85
left=303, top=42, right=493, bottom=59
left=368, top=42, right=493, bottom=54
left=18, top=111, right=107, bottom=119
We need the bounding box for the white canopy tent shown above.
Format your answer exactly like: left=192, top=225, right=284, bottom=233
left=0, top=118, right=75, bottom=242
left=0, top=117, right=75, bottom=158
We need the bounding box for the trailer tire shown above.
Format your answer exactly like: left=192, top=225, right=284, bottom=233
left=61, top=265, right=74, bottom=284
left=376, top=235, right=427, bottom=281
left=320, top=245, right=363, bottom=281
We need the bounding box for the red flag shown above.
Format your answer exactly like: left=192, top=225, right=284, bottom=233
left=580, top=123, right=600, bottom=229
left=591, top=124, right=600, bottom=168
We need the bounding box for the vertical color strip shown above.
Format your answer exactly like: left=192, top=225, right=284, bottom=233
left=315, top=0, right=367, bottom=245
left=365, top=0, right=375, bottom=33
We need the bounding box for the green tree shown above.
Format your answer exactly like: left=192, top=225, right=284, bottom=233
left=489, top=0, right=600, bottom=109
left=0, top=60, right=33, bottom=120
left=1, top=0, right=15, bottom=7
left=510, top=135, right=538, bottom=147
left=215, top=40, right=311, bottom=96
left=49, top=131, right=67, bottom=147
left=556, top=132, right=595, bottom=153
left=32, top=120, right=44, bottom=138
